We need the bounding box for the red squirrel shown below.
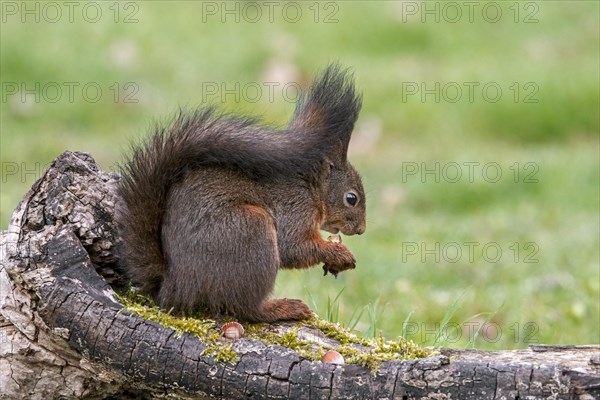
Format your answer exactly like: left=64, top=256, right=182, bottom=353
left=117, top=65, right=366, bottom=322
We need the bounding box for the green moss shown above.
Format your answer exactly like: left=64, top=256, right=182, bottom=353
left=272, top=330, right=303, bottom=349
left=310, top=318, right=435, bottom=371
left=117, top=289, right=433, bottom=370
left=245, top=327, right=327, bottom=361
left=118, top=288, right=214, bottom=337
left=309, top=318, right=371, bottom=346
left=117, top=288, right=239, bottom=364
left=202, top=343, right=238, bottom=364
left=338, top=335, right=434, bottom=371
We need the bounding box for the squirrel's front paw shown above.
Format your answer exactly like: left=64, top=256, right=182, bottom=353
left=322, top=261, right=356, bottom=278
left=322, top=241, right=356, bottom=278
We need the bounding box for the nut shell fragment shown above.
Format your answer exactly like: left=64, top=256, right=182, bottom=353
left=328, top=235, right=342, bottom=244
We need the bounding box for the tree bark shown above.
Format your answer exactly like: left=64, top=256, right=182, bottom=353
left=1, top=151, right=598, bottom=399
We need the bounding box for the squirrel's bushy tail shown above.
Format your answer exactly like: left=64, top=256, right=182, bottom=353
left=117, top=65, right=361, bottom=297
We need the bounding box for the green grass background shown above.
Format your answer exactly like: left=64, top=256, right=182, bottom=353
left=1, top=1, right=598, bottom=349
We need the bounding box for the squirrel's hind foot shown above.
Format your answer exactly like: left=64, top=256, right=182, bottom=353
left=256, top=298, right=313, bottom=322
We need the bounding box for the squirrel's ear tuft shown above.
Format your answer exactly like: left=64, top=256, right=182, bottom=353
left=289, top=64, right=362, bottom=163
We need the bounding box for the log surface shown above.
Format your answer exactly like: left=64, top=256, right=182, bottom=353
left=1, top=151, right=598, bottom=399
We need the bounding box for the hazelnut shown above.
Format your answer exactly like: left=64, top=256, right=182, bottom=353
left=328, top=235, right=342, bottom=244
left=222, top=322, right=244, bottom=339
left=321, top=350, right=344, bottom=365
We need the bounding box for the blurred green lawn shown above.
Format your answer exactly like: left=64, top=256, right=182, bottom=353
left=1, top=1, right=598, bottom=349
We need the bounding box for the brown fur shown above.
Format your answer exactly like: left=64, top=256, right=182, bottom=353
left=117, top=65, right=366, bottom=322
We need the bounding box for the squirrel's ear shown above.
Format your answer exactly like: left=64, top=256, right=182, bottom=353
left=324, top=140, right=348, bottom=166
left=289, top=64, right=362, bottom=165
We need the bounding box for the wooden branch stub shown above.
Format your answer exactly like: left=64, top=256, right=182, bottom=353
left=1, top=151, right=599, bottom=399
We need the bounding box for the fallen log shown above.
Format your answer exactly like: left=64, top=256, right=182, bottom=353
left=1, top=151, right=598, bottom=399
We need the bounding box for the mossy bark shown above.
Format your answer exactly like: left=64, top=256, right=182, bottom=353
left=1, top=151, right=598, bottom=399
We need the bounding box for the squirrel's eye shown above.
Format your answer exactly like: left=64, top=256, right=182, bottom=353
left=344, top=192, right=358, bottom=207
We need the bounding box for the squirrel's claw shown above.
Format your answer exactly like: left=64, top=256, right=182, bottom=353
left=322, top=264, right=340, bottom=279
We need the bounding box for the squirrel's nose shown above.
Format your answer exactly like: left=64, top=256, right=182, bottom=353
left=356, top=224, right=366, bottom=235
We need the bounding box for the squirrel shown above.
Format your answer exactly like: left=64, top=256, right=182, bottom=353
left=117, top=64, right=366, bottom=323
